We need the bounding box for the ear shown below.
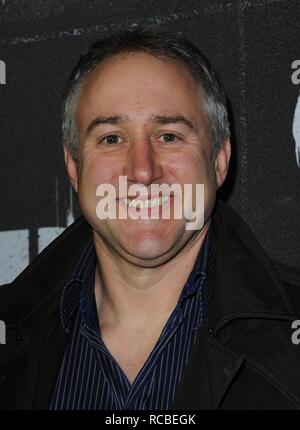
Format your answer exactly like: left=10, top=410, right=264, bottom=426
left=214, top=138, right=231, bottom=189
left=64, top=146, right=78, bottom=193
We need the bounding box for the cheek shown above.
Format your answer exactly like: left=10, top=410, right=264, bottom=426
left=80, top=154, right=119, bottom=188
left=168, top=150, right=213, bottom=185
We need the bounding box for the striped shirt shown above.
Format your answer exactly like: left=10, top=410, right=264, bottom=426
left=50, top=225, right=213, bottom=410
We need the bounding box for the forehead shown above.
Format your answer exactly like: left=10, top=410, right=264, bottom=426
left=76, top=52, right=203, bottom=123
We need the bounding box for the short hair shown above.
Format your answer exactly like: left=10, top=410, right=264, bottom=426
left=62, top=27, right=230, bottom=161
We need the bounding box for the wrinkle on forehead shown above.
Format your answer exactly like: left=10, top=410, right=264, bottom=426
left=76, top=52, right=208, bottom=139
left=79, top=52, right=198, bottom=101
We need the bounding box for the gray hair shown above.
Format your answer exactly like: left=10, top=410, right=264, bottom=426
left=62, top=28, right=230, bottom=162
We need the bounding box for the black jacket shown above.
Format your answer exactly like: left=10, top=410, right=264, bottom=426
left=0, top=200, right=300, bottom=410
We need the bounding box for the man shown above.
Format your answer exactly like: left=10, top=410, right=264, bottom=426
left=1, top=28, right=300, bottom=410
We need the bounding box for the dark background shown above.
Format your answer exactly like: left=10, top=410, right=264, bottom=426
left=0, top=0, right=299, bottom=283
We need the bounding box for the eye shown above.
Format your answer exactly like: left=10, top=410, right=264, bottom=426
left=158, top=133, right=181, bottom=144
left=100, top=134, right=123, bottom=145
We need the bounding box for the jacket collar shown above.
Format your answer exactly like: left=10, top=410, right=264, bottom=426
left=202, top=201, right=300, bottom=409
left=0, top=216, right=93, bottom=329
left=207, top=200, right=296, bottom=336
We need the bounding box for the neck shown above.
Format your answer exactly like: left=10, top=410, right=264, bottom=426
left=93, top=220, right=210, bottom=329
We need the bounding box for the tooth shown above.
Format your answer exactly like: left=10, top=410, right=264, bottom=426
left=123, top=196, right=170, bottom=208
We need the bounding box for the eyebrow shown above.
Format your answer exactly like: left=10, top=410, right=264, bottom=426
left=85, top=115, right=129, bottom=138
left=84, top=113, right=196, bottom=138
left=150, top=114, right=196, bottom=131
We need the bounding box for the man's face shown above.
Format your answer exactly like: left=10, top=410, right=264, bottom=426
left=65, top=52, right=230, bottom=267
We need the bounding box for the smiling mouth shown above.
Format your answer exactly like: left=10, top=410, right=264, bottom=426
left=122, top=195, right=169, bottom=209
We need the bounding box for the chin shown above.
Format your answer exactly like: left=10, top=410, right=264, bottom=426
left=125, top=225, right=189, bottom=261
left=121, top=236, right=174, bottom=262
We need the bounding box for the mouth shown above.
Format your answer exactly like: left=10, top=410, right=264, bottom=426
left=121, top=195, right=170, bottom=209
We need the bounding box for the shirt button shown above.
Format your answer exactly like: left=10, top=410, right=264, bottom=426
left=208, top=328, right=217, bottom=338
left=15, top=332, right=23, bottom=341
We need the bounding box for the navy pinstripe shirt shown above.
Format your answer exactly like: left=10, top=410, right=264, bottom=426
left=50, top=225, right=213, bottom=410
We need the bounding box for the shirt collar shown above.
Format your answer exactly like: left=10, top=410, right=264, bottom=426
left=177, top=222, right=212, bottom=306
left=60, top=237, right=96, bottom=333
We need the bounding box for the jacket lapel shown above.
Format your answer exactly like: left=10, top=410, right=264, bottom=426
left=171, top=323, right=244, bottom=409
left=32, top=313, right=70, bottom=409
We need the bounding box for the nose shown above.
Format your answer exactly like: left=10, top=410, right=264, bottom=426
left=124, top=136, right=162, bottom=186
